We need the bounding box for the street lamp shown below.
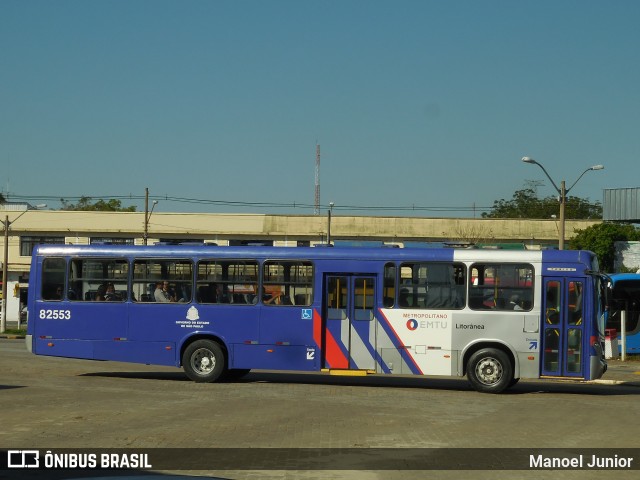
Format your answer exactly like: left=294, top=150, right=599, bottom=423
left=143, top=200, right=158, bottom=246
left=143, top=187, right=158, bottom=246
left=522, top=157, right=604, bottom=250
left=1, top=203, right=47, bottom=333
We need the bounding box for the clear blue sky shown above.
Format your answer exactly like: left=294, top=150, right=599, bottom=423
left=2, top=0, right=638, bottom=216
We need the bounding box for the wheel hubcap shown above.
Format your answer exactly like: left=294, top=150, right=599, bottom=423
left=192, top=348, right=216, bottom=374
left=476, top=357, right=503, bottom=385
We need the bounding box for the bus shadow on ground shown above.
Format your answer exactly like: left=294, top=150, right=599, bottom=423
left=80, top=370, right=640, bottom=396
left=0, top=385, right=27, bottom=391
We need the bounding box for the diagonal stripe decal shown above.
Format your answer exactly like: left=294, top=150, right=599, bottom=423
left=377, top=308, right=423, bottom=375
left=313, top=308, right=348, bottom=369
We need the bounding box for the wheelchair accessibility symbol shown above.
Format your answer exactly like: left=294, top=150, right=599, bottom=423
left=301, top=309, right=312, bottom=320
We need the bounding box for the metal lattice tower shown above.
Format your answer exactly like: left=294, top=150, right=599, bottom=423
left=314, top=144, right=320, bottom=215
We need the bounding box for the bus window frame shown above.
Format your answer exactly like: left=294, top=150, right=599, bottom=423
left=262, top=259, right=314, bottom=307
left=68, top=257, right=130, bottom=302
left=132, top=258, right=194, bottom=304
left=469, top=262, right=534, bottom=311
left=196, top=258, right=259, bottom=305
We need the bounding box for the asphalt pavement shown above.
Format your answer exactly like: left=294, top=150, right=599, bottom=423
left=595, top=358, right=640, bottom=386
left=2, top=333, right=639, bottom=386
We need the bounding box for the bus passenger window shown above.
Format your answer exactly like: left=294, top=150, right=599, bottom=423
left=383, top=263, right=396, bottom=308
left=469, top=263, right=534, bottom=312
left=263, top=261, right=313, bottom=307
left=197, top=260, right=258, bottom=305
left=133, top=259, right=193, bottom=304
left=398, top=262, right=465, bottom=310
left=69, top=259, right=129, bottom=302
left=41, top=257, right=66, bottom=301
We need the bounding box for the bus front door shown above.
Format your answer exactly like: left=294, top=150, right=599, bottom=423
left=323, top=275, right=377, bottom=371
left=541, top=277, right=586, bottom=377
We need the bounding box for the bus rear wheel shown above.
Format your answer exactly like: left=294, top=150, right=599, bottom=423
left=466, top=348, right=513, bottom=394
left=182, top=339, right=226, bottom=383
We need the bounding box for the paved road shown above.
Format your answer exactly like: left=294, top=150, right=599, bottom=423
left=1, top=339, right=639, bottom=480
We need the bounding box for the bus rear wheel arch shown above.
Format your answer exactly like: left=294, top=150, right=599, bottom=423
left=466, top=347, right=514, bottom=394
left=182, top=339, right=226, bottom=383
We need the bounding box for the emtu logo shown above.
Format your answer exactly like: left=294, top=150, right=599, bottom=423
left=406, top=319, right=419, bottom=331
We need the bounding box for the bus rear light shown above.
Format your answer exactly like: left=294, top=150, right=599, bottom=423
left=275, top=341, right=290, bottom=346
left=244, top=340, right=258, bottom=344
left=590, top=336, right=598, bottom=346
left=39, top=336, right=52, bottom=339
left=113, top=338, right=127, bottom=341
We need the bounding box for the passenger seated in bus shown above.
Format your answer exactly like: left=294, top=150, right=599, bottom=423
left=280, top=295, right=293, bottom=305
left=398, top=288, right=412, bottom=307
left=197, top=285, right=211, bottom=303
left=214, top=283, right=230, bottom=303
left=95, top=284, right=107, bottom=301
left=509, top=294, right=523, bottom=311
left=232, top=293, right=246, bottom=304
left=154, top=281, right=175, bottom=302
left=104, top=283, right=122, bottom=301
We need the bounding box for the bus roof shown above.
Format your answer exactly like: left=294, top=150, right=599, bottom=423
left=32, top=243, right=597, bottom=266
left=608, top=273, right=640, bottom=282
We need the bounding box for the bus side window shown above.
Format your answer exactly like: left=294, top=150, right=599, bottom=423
left=133, top=259, right=193, bottom=304
left=263, top=261, right=313, bottom=307
left=383, top=263, right=396, bottom=308
left=69, top=259, right=129, bottom=302
left=41, top=258, right=66, bottom=301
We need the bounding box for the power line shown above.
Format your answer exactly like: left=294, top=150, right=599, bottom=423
left=6, top=193, right=493, bottom=214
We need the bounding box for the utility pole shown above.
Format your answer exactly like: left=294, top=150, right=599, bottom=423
left=1, top=215, right=9, bottom=333
left=1, top=204, right=47, bottom=333
left=314, top=144, right=320, bottom=215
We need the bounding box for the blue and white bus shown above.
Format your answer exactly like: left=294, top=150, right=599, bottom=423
left=606, top=273, right=640, bottom=355
left=26, top=244, right=607, bottom=393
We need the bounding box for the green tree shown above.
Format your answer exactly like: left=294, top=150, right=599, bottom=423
left=482, top=188, right=602, bottom=219
left=569, top=223, right=640, bottom=272
left=60, top=196, right=137, bottom=212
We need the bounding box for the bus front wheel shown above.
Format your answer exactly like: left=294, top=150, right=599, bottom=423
left=466, top=348, right=513, bottom=394
left=182, top=340, right=226, bottom=383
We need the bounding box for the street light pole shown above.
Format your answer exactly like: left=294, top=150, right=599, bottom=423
left=1, top=204, right=47, bottom=333
left=2, top=215, right=9, bottom=333
left=143, top=188, right=158, bottom=246
left=559, top=180, right=566, bottom=251
left=327, top=202, right=335, bottom=245
left=522, top=157, right=603, bottom=250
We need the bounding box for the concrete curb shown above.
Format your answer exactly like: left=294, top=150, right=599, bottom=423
left=0, top=335, right=25, bottom=339
left=587, top=379, right=640, bottom=387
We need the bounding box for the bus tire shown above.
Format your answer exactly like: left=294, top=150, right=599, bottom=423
left=466, top=348, right=513, bottom=394
left=182, top=339, right=226, bottom=383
